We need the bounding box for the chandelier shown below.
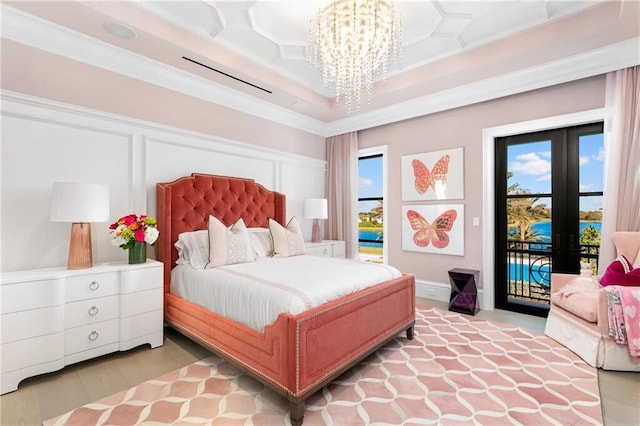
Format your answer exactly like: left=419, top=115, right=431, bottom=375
left=307, top=0, right=402, bottom=113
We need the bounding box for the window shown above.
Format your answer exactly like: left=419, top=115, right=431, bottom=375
left=358, top=152, right=384, bottom=262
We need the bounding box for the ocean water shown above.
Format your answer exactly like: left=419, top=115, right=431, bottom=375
left=516, top=221, right=601, bottom=242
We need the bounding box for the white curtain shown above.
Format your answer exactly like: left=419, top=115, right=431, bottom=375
left=599, top=66, right=640, bottom=273
left=326, top=132, right=359, bottom=259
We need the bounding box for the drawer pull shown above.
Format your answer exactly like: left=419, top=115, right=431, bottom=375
left=88, top=306, right=99, bottom=316
left=88, top=331, right=99, bottom=341
left=88, top=281, right=99, bottom=291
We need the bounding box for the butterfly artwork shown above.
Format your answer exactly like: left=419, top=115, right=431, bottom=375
left=402, top=205, right=464, bottom=255
left=412, top=155, right=449, bottom=195
left=406, top=209, right=457, bottom=248
left=402, top=148, right=464, bottom=201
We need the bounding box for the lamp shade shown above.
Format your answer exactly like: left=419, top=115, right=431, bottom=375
left=50, top=182, right=110, bottom=223
left=304, top=198, right=328, bottom=220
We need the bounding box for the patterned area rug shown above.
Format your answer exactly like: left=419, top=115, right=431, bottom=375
left=44, top=307, right=602, bottom=425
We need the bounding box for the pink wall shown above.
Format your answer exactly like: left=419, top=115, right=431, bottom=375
left=358, top=76, right=606, bottom=288
left=0, top=39, right=326, bottom=159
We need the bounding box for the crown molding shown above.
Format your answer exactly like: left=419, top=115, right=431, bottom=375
left=0, top=4, right=328, bottom=136
left=2, top=4, right=638, bottom=138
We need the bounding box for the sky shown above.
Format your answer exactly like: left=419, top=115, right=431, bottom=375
left=359, top=155, right=383, bottom=213
left=507, top=133, right=604, bottom=212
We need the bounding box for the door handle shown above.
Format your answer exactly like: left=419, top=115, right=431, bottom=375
left=552, top=234, right=561, bottom=254
left=569, top=234, right=579, bottom=254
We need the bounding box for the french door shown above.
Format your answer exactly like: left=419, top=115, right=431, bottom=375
left=495, top=122, right=604, bottom=317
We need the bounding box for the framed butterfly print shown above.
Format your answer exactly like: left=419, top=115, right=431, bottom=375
left=401, top=148, right=464, bottom=200
left=401, top=204, right=464, bottom=256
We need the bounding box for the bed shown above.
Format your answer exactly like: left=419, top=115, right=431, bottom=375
left=156, top=173, right=415, bottom=425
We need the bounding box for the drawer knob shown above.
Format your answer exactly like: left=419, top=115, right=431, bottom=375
left=88, top=331, right=99, bottom=341
left=88, top=281, right=99, bottom=291
left=88, top=306, right=99, bottom=316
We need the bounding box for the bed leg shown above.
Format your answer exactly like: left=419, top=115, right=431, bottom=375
left=406, top=325, right=414, bottom=340
left=289, top=400, right=304, bottom=426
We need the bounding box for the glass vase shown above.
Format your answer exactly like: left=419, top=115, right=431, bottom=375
left=128, top=241, right=147, bottom=264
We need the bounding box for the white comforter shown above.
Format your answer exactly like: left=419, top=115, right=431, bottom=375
left=171, top=255, right=402, bottom=332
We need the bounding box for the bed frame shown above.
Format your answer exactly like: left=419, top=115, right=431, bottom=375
left=156, top=173, right=415, bottom=425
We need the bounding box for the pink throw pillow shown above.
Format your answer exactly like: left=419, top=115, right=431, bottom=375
left=550, top=276, right=600, bottom=323
left=600, top=255, right=640, bottom=287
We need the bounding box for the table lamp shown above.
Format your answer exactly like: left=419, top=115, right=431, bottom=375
left=304, top=198, right=327, bottom=243
left=50, top=182, right=110, bottom=269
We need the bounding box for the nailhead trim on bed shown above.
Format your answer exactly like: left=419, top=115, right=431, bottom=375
left=295, top=285, right=412, bottom=396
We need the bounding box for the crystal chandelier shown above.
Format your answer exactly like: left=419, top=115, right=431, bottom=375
left=307, top=0, right=402, bottom=113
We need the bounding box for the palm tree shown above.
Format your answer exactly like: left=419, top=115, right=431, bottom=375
left=508, top=223, right=542, bottom=242
left=506, top=172, right=549, bottom=246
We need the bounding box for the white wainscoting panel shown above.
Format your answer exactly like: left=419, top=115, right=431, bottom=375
left=144, top=137, right=278, bottom=216
left=1, top=114, right=133, bottom=270
left=279, top=161, right=327, bottom=239
left=1, top=91, right=326, bottom=272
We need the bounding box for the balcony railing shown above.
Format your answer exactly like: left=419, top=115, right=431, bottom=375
left=506, top=240, right=553, bottom=305
left=580, top=243, right=600, bottom=269
left=506, top=239, right=600, bottom=306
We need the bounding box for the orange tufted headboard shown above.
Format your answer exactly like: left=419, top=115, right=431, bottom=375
left=156, top=173, right=286, bottom=292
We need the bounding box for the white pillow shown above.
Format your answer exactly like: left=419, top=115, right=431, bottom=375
left=175, top=229, right=209, bottom=269
left=269, top=217, right=306, bottom=258
left=248, top=227, right=274, bottom=258
left=207, top=216, right=257, bottom=268
left=174, top=239, right=190, bottom=265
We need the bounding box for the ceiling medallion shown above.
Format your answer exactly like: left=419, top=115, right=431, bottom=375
left=307, top=0, right=402, bottom=113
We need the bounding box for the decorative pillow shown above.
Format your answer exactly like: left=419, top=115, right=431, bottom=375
left=269, top=217, right=306, bottom=258
left=550, top=276, right=600, bottom=323
left=248, top=227, right=273, bottom=258
left=175, top=229, right=209, bottom=269
left=206, top=216, right=256, bottom=268
left=174, top=239, right=190, bottom=265
left=600, top=255, right=640, bottom=287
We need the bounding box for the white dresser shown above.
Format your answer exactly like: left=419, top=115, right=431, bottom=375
left=305, top=240, right=346, bottom=258
left=0, top=260, right=163, bottom=394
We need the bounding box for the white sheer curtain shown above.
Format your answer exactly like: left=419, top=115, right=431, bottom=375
left=599, top=66, right=640, bottom=273
left=326, top=132, right=359, bottom=259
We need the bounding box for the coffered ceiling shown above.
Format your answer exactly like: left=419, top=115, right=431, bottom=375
left=2, top=0, right=638, bottom=135
left=134, top=0, right=602, bottom=97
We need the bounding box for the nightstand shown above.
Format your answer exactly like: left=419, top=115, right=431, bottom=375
left=305, top=240, right=346, bottom=258
left=0, top=260, right=163, bottom=394
left=447, top=268, right=480, bottom=315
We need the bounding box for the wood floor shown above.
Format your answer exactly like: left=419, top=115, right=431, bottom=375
left=1, top=298, right=638, bottom=425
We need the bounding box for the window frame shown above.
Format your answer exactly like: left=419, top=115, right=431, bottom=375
left=358, top=146, right=388, bottom=263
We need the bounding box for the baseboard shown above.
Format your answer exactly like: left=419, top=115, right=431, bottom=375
left=415, top=279, right=485, bottom=310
